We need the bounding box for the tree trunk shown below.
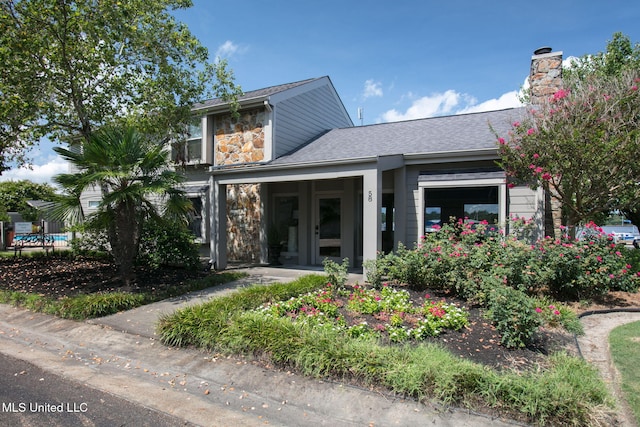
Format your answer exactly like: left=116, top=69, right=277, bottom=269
left=622, top=209, right=640, bottom=233
left=108, top=202, right=140, bottom=286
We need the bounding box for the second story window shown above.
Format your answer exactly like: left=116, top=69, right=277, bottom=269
left=187, top=117, right=203, bottom=162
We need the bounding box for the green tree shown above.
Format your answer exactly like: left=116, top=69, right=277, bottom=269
left=0, top=179, right=57, bottom=220
left=0, top=0, right=241, bottom=173
left=53, top=125, right=191, bottom=284
left=495, top=33, right=640, bottom=236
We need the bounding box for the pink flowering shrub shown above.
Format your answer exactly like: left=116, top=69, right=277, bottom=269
left=378, top=218, right=638, bottom=300
left=370, top=217, right=639, bottom=347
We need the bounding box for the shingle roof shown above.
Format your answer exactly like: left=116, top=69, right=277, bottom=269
left=193, top=77, right=323, bottom=109
left=270, top=107, right=526, bottom=165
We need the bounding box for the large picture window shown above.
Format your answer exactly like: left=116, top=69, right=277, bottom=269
left=423, top=186, right=498, bottom=233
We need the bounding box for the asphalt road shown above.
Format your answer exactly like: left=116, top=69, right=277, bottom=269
left=0, top=352, right=193, bottom=427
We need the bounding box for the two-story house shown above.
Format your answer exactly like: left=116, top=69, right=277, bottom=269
left=179, top=49, right=562, bottom=270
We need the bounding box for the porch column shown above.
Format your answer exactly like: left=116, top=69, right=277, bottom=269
left=362, top=169, right=381, bottom=267
left=209, top=178, right=227, bottom=270
left=498, top=182, right=507, bottom=230
left=393, top=167, right=407, bottom=250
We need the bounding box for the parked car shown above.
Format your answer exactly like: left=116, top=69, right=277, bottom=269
left=576, top=225, right=639, bottom=246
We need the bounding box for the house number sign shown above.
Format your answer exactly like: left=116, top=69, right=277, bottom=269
left=368, top=191, right=373, bottom=202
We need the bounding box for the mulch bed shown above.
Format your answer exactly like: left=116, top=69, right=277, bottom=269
left=0, top=256, right=210, bottom=297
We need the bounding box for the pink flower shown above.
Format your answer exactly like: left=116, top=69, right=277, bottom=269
left=632, top=86, right=638, bottom=91
left=533, top=153, right=540, bottom=159
left=527, top=128, right=535, bottom=135
left=553, top=310, right=560, bottom=316
left=535, top=307, right=542, bottom=313
left=513, top=121, right=520, bottom=127
left=553, top=88, right=569, bottom=100
left=498, top=137, right=506, bottom=145
left=542, top=172, right=552, bottom=181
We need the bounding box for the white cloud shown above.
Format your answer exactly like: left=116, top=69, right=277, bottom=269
left=381, top=89, right=462, bottom=122
left=363, top=79, right=383, bottom=99
left=215, top=40, right=246, bottom=61
left=380, top=78, right=528, bottom=123
left=0, top=156, right=67, bottom=186
left=457, top=90, right=524, bottom=114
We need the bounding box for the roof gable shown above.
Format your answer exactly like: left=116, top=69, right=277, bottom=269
left=193, top=77, right=323, bottom=111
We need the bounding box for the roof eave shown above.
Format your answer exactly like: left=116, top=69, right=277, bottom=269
left=404, top=147, right=499, bottom=164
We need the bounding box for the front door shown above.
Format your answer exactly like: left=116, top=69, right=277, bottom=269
left=314, top=195, right=342, bottom=264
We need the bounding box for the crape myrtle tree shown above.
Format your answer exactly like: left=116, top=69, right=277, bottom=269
left=53, top=125, right=192, bottom=284
left=495, top=34, right=640, bottom=237
left=0, top=0, right=241, bottom=172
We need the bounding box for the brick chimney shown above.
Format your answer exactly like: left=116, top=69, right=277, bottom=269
left=529, top=47, right=563, bottom=105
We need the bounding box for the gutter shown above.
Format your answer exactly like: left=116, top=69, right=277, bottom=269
left=209, top=156, right=379, bottom=175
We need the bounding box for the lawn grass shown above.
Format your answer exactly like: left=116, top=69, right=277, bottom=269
left=609, top=320, right=640, bottom=425
left=157, top=274, right=614, bottom=426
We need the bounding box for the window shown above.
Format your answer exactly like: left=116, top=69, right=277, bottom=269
left=424, top=207, right=442, bottom=233
left=187, top=117, right=203, bottom=162
left=188, top=197, right=203, bottom=240
left=88, top=200, right=100, bottom=208
left=273, top=196, right=299, bottom=252
left=464, top=203, right=499, bottom=224
left=172, top=117, right=203, bottom=163
left=423, top=187, right=498, bottom=233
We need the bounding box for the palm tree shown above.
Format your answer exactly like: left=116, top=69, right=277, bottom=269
left=53, top=125, right=191, bottom=284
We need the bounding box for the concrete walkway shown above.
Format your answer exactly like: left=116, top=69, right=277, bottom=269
left=0, top=265, right=638, bottom=426
left=575, top=311, right=640, bottom=427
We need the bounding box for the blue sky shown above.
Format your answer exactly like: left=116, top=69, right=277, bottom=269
left=3, top=0, right=640, bottom=184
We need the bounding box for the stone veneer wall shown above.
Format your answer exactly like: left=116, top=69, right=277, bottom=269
left=215, top=109, right=265, bottom=165
left=529, top=52, right=563, bottom=105
left=214, top=109, right=266, bottom=262
left=529, top=51, right=564, bottom=237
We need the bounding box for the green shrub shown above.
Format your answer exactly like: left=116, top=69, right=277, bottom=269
left=485, top=286, right=542, bottom=349
left=69, top=226, right=111, bottom=255
left=137, top=219, right=200, bottom=269
left=322, top=257, right=350, bottom=287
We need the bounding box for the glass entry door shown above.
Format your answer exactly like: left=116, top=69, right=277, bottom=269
left=315, top=195, right=342, bottom=263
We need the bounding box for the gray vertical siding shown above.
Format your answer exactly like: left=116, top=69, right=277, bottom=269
left=274, top=85, right=353, bottom=158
